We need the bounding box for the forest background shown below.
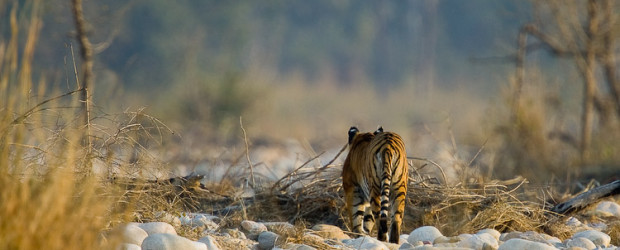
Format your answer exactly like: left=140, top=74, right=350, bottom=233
left=2, top=0, right=619, bottom=184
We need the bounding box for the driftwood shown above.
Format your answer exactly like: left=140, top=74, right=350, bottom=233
left=550, top=180, right=620, bottom=215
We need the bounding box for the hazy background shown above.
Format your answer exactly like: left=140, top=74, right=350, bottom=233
left=3, top=0, right=618, bottom=183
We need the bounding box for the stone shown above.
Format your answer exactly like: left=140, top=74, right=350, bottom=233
left=311, top=224, right=350, bottom=240
left=197, top=235, right=222, bottom=250
left=184, top=214, right=219, bottom=231
left=342, top=236, right=389, bottom=250
left=407, top=226, right=443, bottom=244
left=118, top=223, right=148, bottom=245
left=241, top=220, right=268, bottom=240
left=497, top=239, right=557, bottom=250
left=499, top=231, right=522, bottom=242
left=115, top=243, right=141, bottom=250
left=566, top=217, right=583, bottom=227
left=241, top=220, right=268, bottom=234
left=594, top=201, right=620, bottom=218
left=434, top=236, right=461, bottom=244
left=264, top=222, right=296, bottom=237
left=572, top=230, right=611, bottom=247
left=566, top=237, right=596, bottom=250
left=398, top=242, right=415, bottom=249
left=476, top=229, right=501, bottom=240
left=456, top=233, right=498, bottom=250
left=257, top=231, right=279, bottom=250
left=137, top=222, right=177, bottom=235
left=399, top=234, right=409, bottom=245
left=141, top=233, right=206, bottom=250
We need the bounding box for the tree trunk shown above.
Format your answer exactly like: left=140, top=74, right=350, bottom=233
left=580, top=0, right=599, bottom=161
left=71, top=0, right=94, bottom=171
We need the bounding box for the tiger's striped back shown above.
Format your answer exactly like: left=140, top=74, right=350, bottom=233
left=342, top=126, right=407, bottom=243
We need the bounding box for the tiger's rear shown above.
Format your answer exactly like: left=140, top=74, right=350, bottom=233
left=369, top=129, right=407, bottom=243
left=343, top=126, right=407, bottom=243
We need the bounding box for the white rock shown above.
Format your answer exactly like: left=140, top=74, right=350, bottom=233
left=499, top=231, right=521, bottom=242
left=197, top=235, right=221, bottom=250
left=179, top=214, right=219, bottom=231
left=566, top=237, right=596, bottom=250
left=407, top=226, right=443, bottom=244
left=257, top=231, right=279, bottom=250
left=311, top=224, right=350, bottom=240
left=399, top=234, right=409, bottom=244
left=343, top=236, right=389, bottom=250
left=241, top=220, right=268, bottom=234
left=477, top=229, right=501, bottom=240
left=595, top=201, right=620, bottom=217
left=119, top=224, right=148, bottom=245
left=457, top=233, right=499, bottom=250
left=398, top=242, right=415, bottom=249
left=572, top=230, right=611, bottom=247
left=115, top=243, right=141, bottom=250
left=497, top=238, right=557, bottom=250
left=545, top=236, right=562, bottom=246
left=193, top=241, right=208, bottom=250
left=566, top=217, right=583, bottom=227
left=137, top=222, right=177, bottom=235
left=141, top=233, right=206, bottom=250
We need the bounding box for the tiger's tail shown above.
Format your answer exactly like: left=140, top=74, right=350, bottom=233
left=375, top=148, right=396, bottom=242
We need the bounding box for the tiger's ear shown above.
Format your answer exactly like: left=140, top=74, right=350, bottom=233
left=348, top=126, right=359, bottom=144
left=374, top=126, right=384, bottom=135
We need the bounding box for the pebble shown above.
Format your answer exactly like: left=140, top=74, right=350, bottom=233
left=180, top=213, right=219, bottom=231
left=343, top=236, right=389, bottom=250
left=476, top=229, right=501, bottom=240
left=311, top=224, right=350, bottom=240
left=565, top=237, right=596, bottom=250
left=572, top=230, right=611, bottom=247
left=118, top=223, right=148, bottom=245
left=141, top=233, right=206, bottom=250
left=497, top=238, right=557, bottom=250
left=257, top=231, right=279, bottom=250
left=241, top=220, right=268, bottom=240
left=456, top=233, right=498, bottom=250
left=115, top=243, right=141, bottom=250
left=107, top=216, right=619, bottom=250
left=197, top=235, right=221, bottom=250
left=407, top=226, right=443, bottom=244
left=241, top=220, right=268, bottom=234
left=136, top=222, right=177, bottom=235
left=594, top=201, right=620, bottom=218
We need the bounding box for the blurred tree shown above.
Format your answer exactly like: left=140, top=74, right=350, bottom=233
left=514, top=0, right=619, bottom=160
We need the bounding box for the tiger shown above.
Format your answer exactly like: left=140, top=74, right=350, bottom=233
left=342, top=126, right=408, bottom=243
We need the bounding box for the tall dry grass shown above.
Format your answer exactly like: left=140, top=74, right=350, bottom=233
left=0, top=1, right=134, bottom=248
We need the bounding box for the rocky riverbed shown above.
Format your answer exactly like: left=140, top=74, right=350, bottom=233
left=113, top=200, right=619, bottom=250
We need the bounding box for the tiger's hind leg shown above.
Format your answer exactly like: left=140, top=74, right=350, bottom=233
left=389, top=163, right=407, bottom=243
left=367, top=187, right=381, bottom=236
left=350, top=185, right=371, bottom=235
left=388, top=194, right=405, bottom=243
